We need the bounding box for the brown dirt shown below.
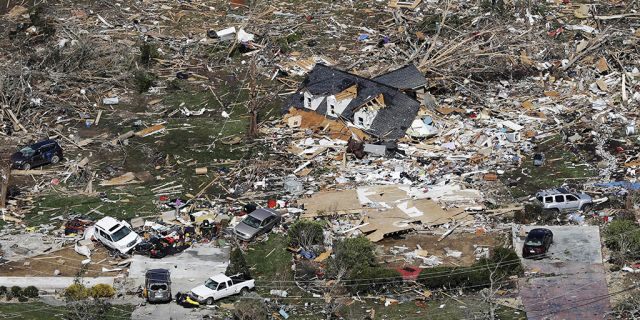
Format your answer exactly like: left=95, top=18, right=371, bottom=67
left=377, top=231, right=506, bottom=268
left=0, top=245, right=127, bottom=277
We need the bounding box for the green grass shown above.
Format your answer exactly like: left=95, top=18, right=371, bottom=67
left=501, top=135, right=596, bottom=198
left=28, top=186, right=157, bottom=227
left=0, top=302, right=134, bottom=320
left=23, top=76, right=282, bottom=229
left=334, top=297, right=525, bottom=320
left=245, top=234, right=295, bottom=290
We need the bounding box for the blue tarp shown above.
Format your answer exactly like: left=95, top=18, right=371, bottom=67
left=594, top=181, right=640, bottom=190
left=300, top=250, right=316, bottom=260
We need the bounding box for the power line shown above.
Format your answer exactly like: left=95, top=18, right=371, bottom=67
left=530, top=284, right=639, bottom=318
left=1, top=219, right=635, bottom=319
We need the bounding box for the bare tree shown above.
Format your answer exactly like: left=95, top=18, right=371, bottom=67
left=478, top=249, right=520, bottom=320
left=324, top=266, right=348, bottom=320
left=65, top=265, right=114, bottom=320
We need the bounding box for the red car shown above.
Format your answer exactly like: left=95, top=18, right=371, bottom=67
left=522, top=228, right=553, bottom=259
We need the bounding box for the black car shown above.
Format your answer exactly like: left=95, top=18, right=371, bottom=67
left=10, top=139, right=63, bottom=170
left=533, top=153, right=545, bottom=166
left=522, top=228, right=553, bottom=259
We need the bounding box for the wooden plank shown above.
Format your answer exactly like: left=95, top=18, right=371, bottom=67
left=110, top=130, right=135, bottom=146
left=0, top=164, right=9, bottom=210
left=11, top=169, right=59, bottom=175
left=99, top=172, right=140, bottom=186
left=95, top=110, right=103, bottom=125
left=135, top=124, right=166, bottom=137
left=3, top=107, right=27, bottom=133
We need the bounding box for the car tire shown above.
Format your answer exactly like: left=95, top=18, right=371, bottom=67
left=205, top=297, right=214, bottom=305
left=240, top=287, right=249, bottom=296
left=581, top=204, right=592, bottom=212
left=51, top=155, right=60, bottom=164
left=22, top=163, right=31, bottom=171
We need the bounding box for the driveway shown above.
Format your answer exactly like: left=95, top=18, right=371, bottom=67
left=129, top=243, right=230, bottom=320
left=512, top=226, right=610, bottom=320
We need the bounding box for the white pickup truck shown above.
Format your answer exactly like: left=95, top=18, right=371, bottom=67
left=189, top=273, right=255, bottom=305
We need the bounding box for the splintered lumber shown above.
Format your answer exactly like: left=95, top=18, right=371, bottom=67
left=438, top=222, right=461, bottom=242
left=11, top=169, right=58, bottom=175
left=135, top=124, right=166, bottom=137
left=110, top=130, right=135, bottom=146
left=388, top=0, right=421, bottom=9
left=95, top=110, right=103, bottom=125
left=99, top=172, right=141, bottom=186
left=0, top=164, right=9, bottom=209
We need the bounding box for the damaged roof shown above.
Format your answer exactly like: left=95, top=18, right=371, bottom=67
left=284, top=64, right=421, bottom=139
left=372, top=64, right=427, bottom=90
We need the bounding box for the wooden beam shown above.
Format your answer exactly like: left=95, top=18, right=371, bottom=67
left=0, top=163, right=10, bottom=210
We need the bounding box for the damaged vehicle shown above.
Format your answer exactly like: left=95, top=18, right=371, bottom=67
left=233, top=208, right=281, bottom=241
left=532, top=152, right=545, bottom=166
left=189, top=273, right=254, bottom=305
left=94, top=217, right=142, bottom=254
left=10, top=139, right=63, bottom=170
left=534, top=188, right=593, bottom=213
left=144, top=269, right=172, bottom=303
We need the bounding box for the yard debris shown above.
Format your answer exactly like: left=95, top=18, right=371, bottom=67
left=0, top=0, right=639, bottom=317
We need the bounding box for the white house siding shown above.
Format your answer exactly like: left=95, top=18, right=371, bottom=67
left=353, top=108, right=378, bottom=129
left=303, top=91, right=324, bottom=111
left=326, top=95, right=353, bottom=117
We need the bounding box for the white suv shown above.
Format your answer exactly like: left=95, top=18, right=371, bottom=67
left=535, top=188, right=593, bottom=212
left=94, top=217, right=142, bottom=254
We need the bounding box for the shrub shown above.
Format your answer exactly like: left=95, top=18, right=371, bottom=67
left=485, top=247, right=524, bottom=276
left=17, top=296, right=28, bottom=302
left=134, top=71, right=156, bottom=93
left=5, top=293, right=13, bottom=301
left=296, top=260, right=321, bottom=281
left=0, top=286, right=7, bottom=296
left=288, top=220, right=324, bottom=248
left=90, top=284, right=115, bottom=299
left=23, top=286, right=39, bottom=298
left=419, top=266, right=486, bottom=290
left=604, top=220, right=640, bottom=264
left=346, top=266, right=402, bottom=294
left=10, top=286, right=22, bottom=297
left=64, top=283, right=89, bottom=301
left=233, top=298, right=268, bottom=320
left=330, top=237, right=376, bottom=275
left=604, top=220, right=640, bottom=249
left=418, top=247, right=522, bottom=291
left=139, top=43, right=159, bottom=66
left=226, top=247, right=250, bottom=277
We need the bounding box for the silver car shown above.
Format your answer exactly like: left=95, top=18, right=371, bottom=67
left=234, top=208, right=281, bottom=241
left=535, top=188, right=593, bottom=212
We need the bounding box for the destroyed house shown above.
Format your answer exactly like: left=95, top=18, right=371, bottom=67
left=284, top=64, right=424, bottom=139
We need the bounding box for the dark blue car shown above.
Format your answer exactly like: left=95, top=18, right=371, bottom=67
left=10, top=139, right=63, bottom=170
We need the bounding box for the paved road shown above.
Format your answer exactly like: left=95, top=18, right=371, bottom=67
left=129, top=243, right=230, bottom=320
left=513, top=225, right=610, bottom=320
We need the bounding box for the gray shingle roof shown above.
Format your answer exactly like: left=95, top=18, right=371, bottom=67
left=372, top=64, right=427, bottom=90
left=283, top=64, right=421, bottom=140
